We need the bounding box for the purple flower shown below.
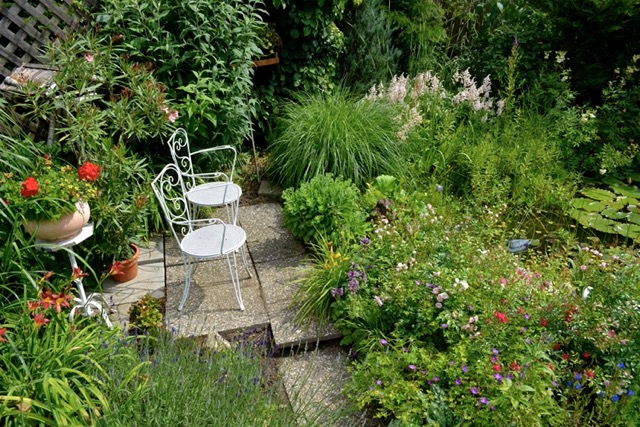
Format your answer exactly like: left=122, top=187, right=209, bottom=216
left=552, top=381, right=558, bottom=387
left=524, top=338, right=532, bottom=344
left=330, top=287, right=344, bottom=297
left=441, top=324, right=448, bottom=329
left=490, top=406, right=496, bottom=411
left=455, top=378, right=462, bottom=385
left=491, top=356, right=498, bottom=363
left=479, top=397, right=489, bottom=405
left=494, top=373, right=503, bottom=381
left=492, top=348, right=499, bottom=355
left=376, top=379, right=382, bottom=386
left=403, top=347, right=409, bottom=353
left=360, top=237, right=371, bottom=245
left=506, top=374, right=513, bottom=380
left=524, top=314, right=530, bottom=320
left=408, top=364, right=416, bottom=371
left=433, top=376, right=440, bottom=382
left=462, top=365, right=469, bottom=373
left=521, top=327, right=527, bottom=332
left=380, top=339, right=388, bottom=346
left=436, top=184, right=443, bottom=192
left=470, top=387, right=478, bottom=395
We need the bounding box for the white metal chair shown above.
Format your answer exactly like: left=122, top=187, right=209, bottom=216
left=166, top=128, right=242, bottom=224
left=152, top=163, right=251, bottom=311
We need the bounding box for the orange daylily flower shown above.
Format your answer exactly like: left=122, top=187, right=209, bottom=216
left=27, top=300, right=39, bottom=312
left=71, top=267, right=89, bottom=281
left=38, top=289, right=56, bottom=310
left=39, top=271, right=54, bottom=284
left=109, top=261, right=124, bottom=277
left=32, top=313, right=50, bottom=328
left=51, top=292, right=72, bottom=313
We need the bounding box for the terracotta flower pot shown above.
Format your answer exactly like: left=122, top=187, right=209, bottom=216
left=111, top=243, right=140, bottom=283
left=22, top=201, right=90, bottom=241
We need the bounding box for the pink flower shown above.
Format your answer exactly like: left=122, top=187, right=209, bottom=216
left=580, top=265, right=587, bottom=271
left=85, top=53, right=94, bottom=62
left=494, top=312, right=508, bottom=324
left=168, top=111, right=179, bottom=123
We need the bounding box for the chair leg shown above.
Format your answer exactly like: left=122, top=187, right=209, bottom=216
left=178, top=256, right=194, bottom=311
left=225, top=252, right=245, bottom=311
left=239, top=244, right=252, bottom=278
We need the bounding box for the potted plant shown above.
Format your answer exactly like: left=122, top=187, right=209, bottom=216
left=87, top=144, right=153, bottom=283
left=1, top=154, right=100, bottom=241
left=254, top=22, right=283, bottom=67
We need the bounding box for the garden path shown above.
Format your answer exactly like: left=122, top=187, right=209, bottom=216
left=103, top=200, right=369, bottom=425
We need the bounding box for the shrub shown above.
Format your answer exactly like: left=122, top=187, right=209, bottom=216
left=268, top=89, right=402, bottom=189
left=282, top=174, right=367, bottom=246
left=96, top=0, right=263, bottom=149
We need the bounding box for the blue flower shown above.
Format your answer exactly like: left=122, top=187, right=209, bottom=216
left=575, top=373, right=581, bottom=380
left=618, top=362, right=625, bottom=369
left=628, top=390, right=635, bottom=397
left=567, top=380, right=573, bottom=387
left=575, top=383, right=582, bottom=390
left=612, top=395, right=619, bottom=402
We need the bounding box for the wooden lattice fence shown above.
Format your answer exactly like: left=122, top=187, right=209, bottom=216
left=0, top=0, right=97, bottom=78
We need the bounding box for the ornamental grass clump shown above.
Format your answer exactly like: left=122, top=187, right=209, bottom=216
left=1, top=155, right=100, bottom=221
left=267, top=89, right=402, bottom=190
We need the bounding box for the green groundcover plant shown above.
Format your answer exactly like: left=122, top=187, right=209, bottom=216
left=296, top=183, right=640, bottom=426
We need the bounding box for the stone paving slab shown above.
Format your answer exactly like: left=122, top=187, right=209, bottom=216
left=256, top=256, right=340, bottom=348
left=279, top=344, right=367, bottom=427
left=137, top=234, right=164, bottom=264
left=164, top=257, right=269, bottom=335
left=239, top=203, right=306, bottom=264
left=102, top=262, right=165, bottom=329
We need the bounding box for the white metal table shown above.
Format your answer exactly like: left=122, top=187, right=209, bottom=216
left=35, top=224, right=112, bottom=327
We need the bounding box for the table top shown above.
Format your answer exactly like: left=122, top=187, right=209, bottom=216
left=35, top=223, right=94, bottom=251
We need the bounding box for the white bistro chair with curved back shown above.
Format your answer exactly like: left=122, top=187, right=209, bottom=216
left=152, top=163, right=251, bottom=311
left=166, top=128, right=242, bottom=224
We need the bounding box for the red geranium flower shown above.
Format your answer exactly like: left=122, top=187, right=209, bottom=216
left=494, top=312, right=508, bottom=324
left=78, top=161, right=100, bottom=181
left=540, top=318, right=548, bottom=327
left=510, top=361, right=520, bottom=371
left=553, top=343, right=562, bottom=351
left=493, top=364, right=502, bottom=372
left=562, top=353, right=570, bottom=361
left=582, top=352, right=590, bottom=359
left=20, top=176, right=39, bottom=197
left=0, top=327, right=7, bottom=342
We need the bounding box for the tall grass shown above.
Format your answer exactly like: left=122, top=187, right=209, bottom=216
left=267, top=89, right=402, bottom=190
left=99, top=329, right=299, bottom=426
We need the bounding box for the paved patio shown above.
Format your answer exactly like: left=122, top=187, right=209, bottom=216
left=101, top=198, right=370, bottom=426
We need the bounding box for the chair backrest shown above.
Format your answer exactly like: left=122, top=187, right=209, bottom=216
left=166, top=127, right=238, bottom=189
left=151, top=163, right=193, bottom=244
left=166, top=128, right=197, bottom=188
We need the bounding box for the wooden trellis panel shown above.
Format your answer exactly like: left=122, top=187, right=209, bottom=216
left=0, top=0, right=97, bottom=78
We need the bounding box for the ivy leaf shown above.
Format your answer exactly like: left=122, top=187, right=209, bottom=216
left=290, top=29, right=300, bottom=39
